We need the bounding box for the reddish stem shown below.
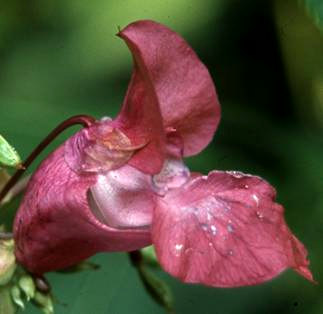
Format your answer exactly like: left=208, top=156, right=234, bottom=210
left=0, top=115, right=95, bottom=204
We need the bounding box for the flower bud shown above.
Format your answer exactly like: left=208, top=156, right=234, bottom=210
left=0, top=239, right=16, bottom=286
left=10, top=285, right=24, bottom=309
left=18, top=275, right=36, bottom=301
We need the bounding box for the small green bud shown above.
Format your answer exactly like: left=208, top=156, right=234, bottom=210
left=0, top=134, right=22, bottom=169
left=0, top=239, right=16, bottom=286
left=33, top=291, right=54, bottom=314
left=10, top=285, right=25, bottom=310
left=19, top=275, right=36, bottom=301
left=141, top=245, right=159, bottom=267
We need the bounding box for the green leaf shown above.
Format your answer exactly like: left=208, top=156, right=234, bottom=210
left=302, top=0, right=323, bottom=31
left=0, top=285, right=16, bottom=314
left=0, top=135, right=22, bottom=169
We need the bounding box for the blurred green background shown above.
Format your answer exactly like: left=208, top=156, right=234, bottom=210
left=0, top=0, right=322, bottom=313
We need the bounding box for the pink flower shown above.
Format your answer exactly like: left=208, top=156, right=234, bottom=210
left=13, top=20, right=313, bottom=287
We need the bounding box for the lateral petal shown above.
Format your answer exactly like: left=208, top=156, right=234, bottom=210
left=152, top=171, right=313, bottom=287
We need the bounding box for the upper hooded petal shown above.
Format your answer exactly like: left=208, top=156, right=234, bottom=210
left=117, top=20, right=221, bottom=162
left=13, top=132, right=152, bottom=275
left=114, top=65, right=166, bottom=174
left=152, top=171, right=313, bottom=287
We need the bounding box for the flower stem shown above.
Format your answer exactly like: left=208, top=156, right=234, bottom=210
left=0, top=115, right=95, bottom=204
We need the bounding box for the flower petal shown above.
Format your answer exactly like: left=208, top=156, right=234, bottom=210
left=152, top=158, right=190, bottom=195
left=114, top=44, right=165, bottom=174
left=89, top=164, right=155, bottom=228
left=152, top=171, right=313, bottom=287
left=65, top=119, right=139, bottom=174
left=14, top=135, right=151, bottom=275
left=118, top=20, right=221, bottom=159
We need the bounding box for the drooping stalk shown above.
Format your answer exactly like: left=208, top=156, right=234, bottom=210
left=0, top=115, right=95, bottom=204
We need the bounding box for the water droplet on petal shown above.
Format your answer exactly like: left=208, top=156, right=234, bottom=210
left=229, top=171, right=243, bottom=178
left=244, top=184, right=249, bottom=189
left=173, top=244, right=184, bottom=256
left=153, top=159, right=190, bottom=194
left=252, top=194, right=259, bottom=206
left=256, top=211, right=264, bottom=219
left=175, top=244, right=183, bottom=251
left=228, top=250, right=234, bottom=256
left=210, top=225, right=217, bottom=235
left=208, top=242, right=213, bottom=247
left=227, top=224, right=234, bottom=233
left=201, top=223, right=208, bottom=231
left=100, top=116, right=113, bottom=122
